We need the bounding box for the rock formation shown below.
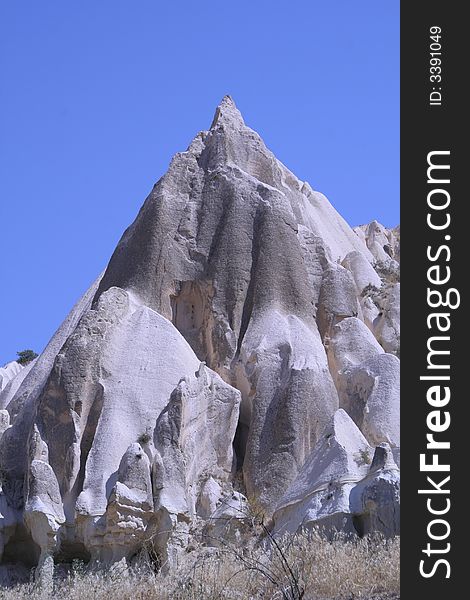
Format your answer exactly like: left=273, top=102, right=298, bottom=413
left=0, top=362, right=24, bottom=393
left=0, top=97, right=399, bottom=582
left=272, top=409, right=399, bottom=538
left=354, top=221, right=400, bottom=265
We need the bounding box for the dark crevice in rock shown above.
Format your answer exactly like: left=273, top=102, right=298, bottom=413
left=2, top=523, right=41, bottom=568
left=352, top=514, right=365, bottom=538
left=235, top=206, right=263, bottom=357
left=233, top=420, right=249, bottom=470
left=170, top=281, right=207, bottom=362
left=72, top=383, right=104, bottom=504
left=206, top=182, right=235, bottom=268
left=54, top=540, right=91, bottom=564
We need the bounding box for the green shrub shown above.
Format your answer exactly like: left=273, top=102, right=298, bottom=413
left=16, top=349, right=38, bottom=365
left=137, top=432, right=152, bottom=445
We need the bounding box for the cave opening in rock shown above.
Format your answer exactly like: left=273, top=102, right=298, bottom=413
left=54, top=540, right=91, bottom=564
left=2, top=524, right=41, bottom=568
left=352, top=514, right=365, bottom=538
left=233, top=420, right=249, bottom=471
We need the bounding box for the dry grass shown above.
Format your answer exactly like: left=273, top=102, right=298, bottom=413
left=0, top=532, right=399, bottom=600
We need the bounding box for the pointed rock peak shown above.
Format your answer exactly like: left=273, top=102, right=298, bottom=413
left=368, top=220, right=386, bottom=233
left=210, top=95, right=245, bottom=129
left=220, top=94, right=236, bottom=107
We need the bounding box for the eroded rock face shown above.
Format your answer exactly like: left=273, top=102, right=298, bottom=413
left=373, top=283, right=400, bottom=356
left=273, top=410, right=400, bottom=538
left=350, top=443, right=400, bottom=538
left=0, top=97, right=399, bottom=580
left=154, top=363, right=240, bottom=517
left=352, top=222, right=400, bottom=357
left=203, top=490, right=252, bottom=547
left=79, top=442, right=154, bottom=564
left=0, top=362, right=23, bottom=393
left=327, top=318, right=399, bottom=449
left=0, top=361, right=35, bottom=413
left=354, top=221, right=400, bottom=265
left=342, top=251, right=382, bottom=294
left=273, top=410, right=373, bottom=537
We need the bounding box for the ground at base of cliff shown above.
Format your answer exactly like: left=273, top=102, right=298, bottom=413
left=0, top=533, right=399, bottom=600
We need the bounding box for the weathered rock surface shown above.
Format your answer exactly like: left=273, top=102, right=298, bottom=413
left=0, top=362, right=23, bottom=393
left=352, top=221, right=400, bottom=357
left=327, top=317, right=399, bottom=449
left=350, top=442, right=400, bottom=537
left=202, top=490, right=252, bottom=548
left=0, top=361, right=34, bottom=413
left=0, top=97, right=399, bottom=581
left=342, top=251, right=382, bottom=294
left=273, top=410, right=399, bottom=538
left=372, top=283, right=400, bottom=356
left=354, top=221, right=400, bottom=265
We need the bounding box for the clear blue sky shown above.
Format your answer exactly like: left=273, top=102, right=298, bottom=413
left=0, top=1, right=399, bottom=366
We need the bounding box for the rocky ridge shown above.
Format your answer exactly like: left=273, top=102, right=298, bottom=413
left=0, top=97, right=399, bottom=584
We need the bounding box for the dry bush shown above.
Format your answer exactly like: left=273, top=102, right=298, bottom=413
left=0, top=532, right=399, bottom=600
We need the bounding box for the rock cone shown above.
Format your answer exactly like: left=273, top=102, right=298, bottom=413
left=0, top=97, right=399, bottom=581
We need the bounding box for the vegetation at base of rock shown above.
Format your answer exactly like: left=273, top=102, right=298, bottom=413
left=359, top=448, right=372, bottom=465
left=137, top=432, right=152, bottom=444
left=15, top=349, right=38, bottom=365
left=361, top=284, right=381, bottom=299
left=0, top=532, right=400, bottom=600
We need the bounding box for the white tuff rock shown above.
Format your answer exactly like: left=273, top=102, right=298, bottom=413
left=0, top=362, right=23, bottom=393
left=273, top=410, right=399, bottom=538
left=0, top=97, right=399, bottom=583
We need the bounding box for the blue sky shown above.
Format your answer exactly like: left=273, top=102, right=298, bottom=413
left=0, top=1, right=399, bottom=366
